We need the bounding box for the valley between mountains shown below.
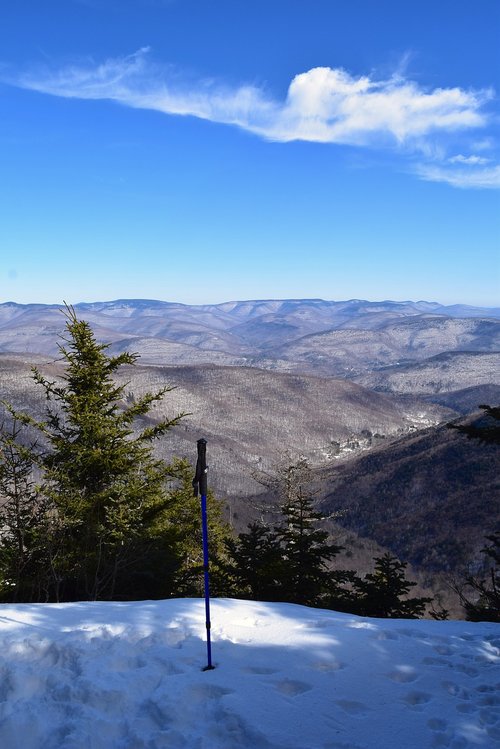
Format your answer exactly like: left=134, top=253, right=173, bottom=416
left=1, top=298, right=499, bottom=613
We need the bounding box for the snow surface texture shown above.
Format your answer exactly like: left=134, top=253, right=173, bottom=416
left=0, top=598, right=499, bottom=749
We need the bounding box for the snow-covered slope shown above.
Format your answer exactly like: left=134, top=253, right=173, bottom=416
left=0, top=598, right=498, bottom=749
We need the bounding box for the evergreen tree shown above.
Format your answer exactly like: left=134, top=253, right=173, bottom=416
left=0, top=418, right=52, bottom=601
left=5, top=306, right=185, bottom=601
left=225, top=522, right=285, bottom=601
left=452, top=532, right=499, bottom=622
left=275, top=460, right=343, bottom=606
left=353, top=553, right=431, bottom=618
left=229, top=457, right=346, bottom=607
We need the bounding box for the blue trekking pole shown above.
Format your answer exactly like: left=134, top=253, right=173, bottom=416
left=192, top=438, right=215, bottom=671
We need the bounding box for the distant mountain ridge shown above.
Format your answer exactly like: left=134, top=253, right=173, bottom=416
left=1, top=297, right=499, bottom=347
left=1, top=299, right=498, bottom=400
left=3, top=297, right=499, bottom=319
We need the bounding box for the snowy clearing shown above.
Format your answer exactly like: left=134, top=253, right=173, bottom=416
left=0, top=598, right=498, bottom=749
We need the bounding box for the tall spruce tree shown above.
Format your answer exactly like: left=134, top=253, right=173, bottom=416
left=228, top=457, right=345, bottom=607
left=225, top=522, right=285, bottom=601
left=274, top=459, right=343, bottom=606
left=6, top=306, right=185, bottom=601
left=352, top=553, right=431, bottom=618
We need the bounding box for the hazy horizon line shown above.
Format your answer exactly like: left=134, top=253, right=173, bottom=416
left=2, top=297, right=499, bottom=310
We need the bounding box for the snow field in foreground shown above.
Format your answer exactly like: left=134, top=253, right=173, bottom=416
left=0, top=598, right=499, bottom=749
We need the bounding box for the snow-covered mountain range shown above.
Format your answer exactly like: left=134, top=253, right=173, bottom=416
left=1, top=298, right=499, bottom=382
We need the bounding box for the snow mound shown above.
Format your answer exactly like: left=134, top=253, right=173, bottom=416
left=0, top=598, right=498, bottom=748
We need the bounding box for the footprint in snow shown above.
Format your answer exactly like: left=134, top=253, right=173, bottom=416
left=433, top=645, right=454, bottom=656
left=402, top=690, right=432, bottom=708
left=312, top=660, right=345, bottom=672
left=334, top=700, right=370, bottom=716
left=441, top=681, right=470, bottom=700
left=475, top=684, right=495, bottom=693
left=386, top=666, right=418, bottom=683
left=141, top=698, right=173, bottom=728
left=155, top=658, right=184, bottom=675
left=163, top=627, right=187, bottom=648
left=478, top=693, right=500, bottom=707
left=274, top=679, right=312, bottom=697
left=186, top=683, right=234, bottom=701
left=421, top=657, right=449, bottom=667
left=242, top=666, right=278, bottom=675
left=427, top=718, right=448, bottom=732
left=455, top=702, right=476, bottom=714
left=453, top=664, right=479, bottom=677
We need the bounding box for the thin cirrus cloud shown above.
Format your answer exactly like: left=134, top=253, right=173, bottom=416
left=9, top=48, right=500, bottom=188
left=416, top=163, right=500, bottom=189
left=448, top=154, right=490, bottom=165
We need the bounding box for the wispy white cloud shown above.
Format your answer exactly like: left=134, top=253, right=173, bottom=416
left=472, top=137, right=496, bottom=152
left=6, top=48, right=499, bottom=187
left=448, top=153, right=490, bottom=165
left=416, top=163, right=500, bottom=189
left=12, top=49, right=281, bottom=134
left=12, top=49, right=493, bottom=142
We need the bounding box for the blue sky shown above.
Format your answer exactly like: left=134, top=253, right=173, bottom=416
left=1, top=0, right=499, bottom=306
